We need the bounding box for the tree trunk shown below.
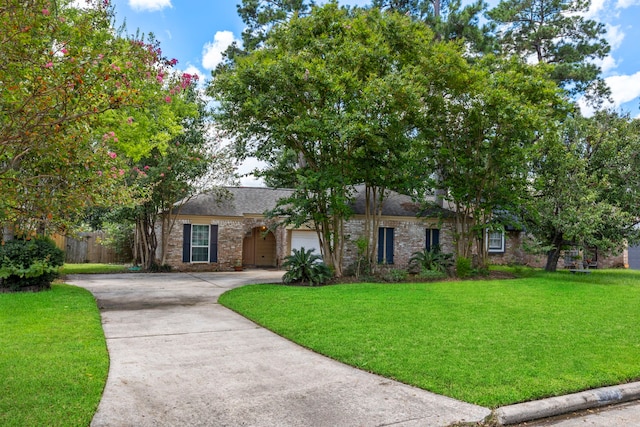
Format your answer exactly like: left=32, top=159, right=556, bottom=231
left=545, top=233, right=565, bottom=272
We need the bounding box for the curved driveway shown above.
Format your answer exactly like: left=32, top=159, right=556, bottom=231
left=68, top=271, right=490, bottom=427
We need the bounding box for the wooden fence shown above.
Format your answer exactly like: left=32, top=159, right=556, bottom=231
left=53, top=232, right=130, bottom=264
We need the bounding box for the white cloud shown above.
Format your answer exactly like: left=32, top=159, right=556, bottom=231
left=596, top=55, right=619, bottom=74
left=606, top=24, right=625, bottom=50
left=202, top=31, right=239, bottom=71
left=580, top=71, right=640, bottom=116
left=128, top=0, right=172, bottom=12
left=606, top=72, right=640, bottom=106
left=616, top=0, right=640, bottom=8
left=585, top=0, right=607, bottom=18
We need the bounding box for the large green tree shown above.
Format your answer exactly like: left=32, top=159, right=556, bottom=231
left=524, top=111, right=640, bottom=271
left=211, top=3, right=467, bottom=276
left=0, top=0, right=177, bottom=238
left=419, top=56, right=566, bottom=268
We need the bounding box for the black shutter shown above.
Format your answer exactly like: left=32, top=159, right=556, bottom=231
left=433, top=229, right=440, bottom=250
left=209, top=225, right=218, bottom=263
left=386, top=228, right=394, bottom=264
left=377, top=227, right=384, bottom=263
left=426, top=229, right=432, bottom=251
left=182, top=224, right=192, bottom=263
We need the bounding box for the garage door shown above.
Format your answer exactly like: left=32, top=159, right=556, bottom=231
left=291, top=230, right=322, bottom=259
left=629, top=245, right=640, bottom=270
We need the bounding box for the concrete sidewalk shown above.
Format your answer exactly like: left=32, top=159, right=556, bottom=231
left=68, top=271, right=490, bottom=427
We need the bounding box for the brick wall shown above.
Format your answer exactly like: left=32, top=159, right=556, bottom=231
left=165, top=217, right=288, bottom=272
left=341, top=216, right=455, bottom=269
left=165, top=216, right=629, bottom=272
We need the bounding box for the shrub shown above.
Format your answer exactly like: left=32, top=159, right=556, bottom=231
left=455, top=256, right=472, bottom=279
left=416, top=268, right=447, bottom=281
left=382, top=268, right=408, bottom=282
left=0, top=237, right=65, bottom=291
left=408, top=246, right=454, bottom=274
left=282, top=247, right=333, bottom=286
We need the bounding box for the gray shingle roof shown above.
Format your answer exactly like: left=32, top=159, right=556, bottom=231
left=178, top=186, right=453, bottom=218
left=178, top=187, right=294, bottom=216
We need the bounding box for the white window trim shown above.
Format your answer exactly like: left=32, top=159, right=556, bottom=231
left=191, top=224, right=210, bottom=263
left=487, top=230, right=505, bottom=253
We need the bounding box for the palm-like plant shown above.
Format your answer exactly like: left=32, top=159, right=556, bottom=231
left=282, top=247, right=333, bottom=286
left=408, top=246, right=454, bottom=274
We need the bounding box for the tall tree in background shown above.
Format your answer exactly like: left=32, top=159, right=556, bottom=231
left=372, top=0, right=494, bottom=54
left=235, top=0, right=313, bottom=53
left=487, top=0, right=610, bottom=101
left=0, top=0, right=179, bottom=238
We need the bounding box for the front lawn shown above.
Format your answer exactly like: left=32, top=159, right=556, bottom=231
left=60, top=263, right=129, bottom=275
left=0, top=284, right=108, bottom=426
left=219, top=269, right=640, bottom=408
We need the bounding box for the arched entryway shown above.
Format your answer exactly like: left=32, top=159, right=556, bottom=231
left=242, top=226, right=277, bottom=267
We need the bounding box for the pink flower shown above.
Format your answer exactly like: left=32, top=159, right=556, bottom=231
left=164, top=96, right=171, bottom=103
left=42, top=8, right=50, bottom=15
left=127, top=116, right=133, bottom=124
left=144, top=165, right=150, bottom=170
left=97, top=171, right=103, bottom=176
left=108, top=152, right=117, bottom=159
left=170, top=58, right=178, bottom=66
left=44, top=62, right=53, bottom=68
left=61, top=48, right=68, bottom=55
left=119, top=169, right=125, bottom=176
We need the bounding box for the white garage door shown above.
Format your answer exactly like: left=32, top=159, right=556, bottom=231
left=291, top=230, right=322, bottom=259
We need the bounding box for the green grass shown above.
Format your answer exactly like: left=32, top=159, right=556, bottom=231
left=60, top=263, right=129, bottom=274
left=0, top=284, right=109, bottom=426
left=219, top=269, right=640, bottom=408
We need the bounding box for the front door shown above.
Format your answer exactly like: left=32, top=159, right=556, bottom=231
left=242, top=227, right=277, bottom=267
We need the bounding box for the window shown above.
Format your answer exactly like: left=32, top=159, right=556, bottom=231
left=487, top=230, right=505, bottom=253
left=182, top=224, right=218, bottom=263
left=191, top=225, right=210, bottom=262
left=426, top=228, right=440, bottom=252
left=377, top=227, right=394, bottom=264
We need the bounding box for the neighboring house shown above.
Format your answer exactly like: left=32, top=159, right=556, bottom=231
left=162, top=186, right=628, bottom=272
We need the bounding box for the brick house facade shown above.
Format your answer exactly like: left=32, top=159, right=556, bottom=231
left=162, top=186, right=627, bottom=272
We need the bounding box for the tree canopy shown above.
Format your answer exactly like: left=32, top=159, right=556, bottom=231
left=0, top=0, right=184, bottom=237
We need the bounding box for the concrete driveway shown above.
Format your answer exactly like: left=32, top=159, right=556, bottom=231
left=67, top=270, right=490, bottom=427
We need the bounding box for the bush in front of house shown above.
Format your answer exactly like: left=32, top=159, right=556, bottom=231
left=455, top=256, right=473, bottom=279
left=0, top=237, right=65, bottom=291
left=408, top=246, right=454, bottom=275
left=282, top=247, right=333, bottom=286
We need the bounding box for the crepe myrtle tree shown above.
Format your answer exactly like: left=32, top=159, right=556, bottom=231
left=0, top=0, right=182, bottom=239
left=419, top=56, right=567, bottom=269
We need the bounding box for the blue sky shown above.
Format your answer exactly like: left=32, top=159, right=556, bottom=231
left=111, top=0, right=640, bottom=118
